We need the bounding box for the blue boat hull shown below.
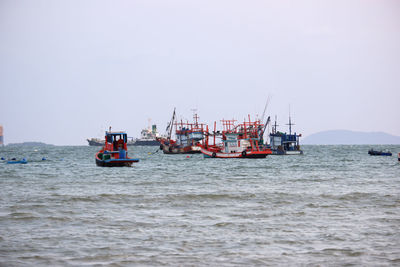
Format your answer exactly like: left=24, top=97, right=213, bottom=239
left=368, top=150, right=392, bottom=156
left=7, top=160, right=28, bottom=164
left=95, top=152, right=139, bottom=167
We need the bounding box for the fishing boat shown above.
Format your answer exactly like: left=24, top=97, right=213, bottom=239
left=6, top=158, right=28, bottom=164
left=200, top=116, right=272, bottom=158
left=268, top=115, right=303, bottom=155
left=368, top=149, right=392, bottom=156
left=95, top=129, right=139, bottom=167
left=158, top=109, right=206, bottom=154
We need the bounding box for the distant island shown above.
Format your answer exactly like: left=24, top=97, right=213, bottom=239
left=302, top=130, right=400, bottom=145
left=6, top=142, right=54, bottom=147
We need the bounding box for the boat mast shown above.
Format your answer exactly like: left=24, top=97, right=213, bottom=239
left=286, top=107, right=295, bottom=135
left=166, top=108, right=176, bottom=140
left=261, top=116, right=271, bottom=137
left=273, top=115, right=278, bottom=134
left=261, top=95, right=271, bottom=125
left=191, top=108, right=199, bottom=128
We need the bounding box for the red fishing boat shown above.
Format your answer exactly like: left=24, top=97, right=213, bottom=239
left=95, top=129, right=139, bottom=167
left=200, top=116, right=272, bottom=158
left=158, top=108, right=207, bottom=154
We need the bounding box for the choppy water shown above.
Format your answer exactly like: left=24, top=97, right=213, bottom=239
left=0, top=145, right=399, bottom=266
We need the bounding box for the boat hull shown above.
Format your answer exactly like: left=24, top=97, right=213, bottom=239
left=95, top=152, right=139, bottom=167
left=271, top=149, right=303, bottom=155
left=201, top=148, right=270, bottom=158
left=368, top=150, right=392, bottom=156
left=7, top=160, right=28, bottom=164
left=161, top=144, right=201, bottom=154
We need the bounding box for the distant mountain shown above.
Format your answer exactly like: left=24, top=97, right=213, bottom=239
left=302, top=130, right=400, bottom=145
left=7, top=142, right=54, bottom=147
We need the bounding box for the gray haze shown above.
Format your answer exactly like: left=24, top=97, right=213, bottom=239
left=1, top=0, right=399, bottom=145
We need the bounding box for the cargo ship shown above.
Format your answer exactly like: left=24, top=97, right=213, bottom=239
left=132, top=124, right=161, bottom=146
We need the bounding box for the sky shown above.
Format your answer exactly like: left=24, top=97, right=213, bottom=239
left=1, top=0, right=399, bottom=145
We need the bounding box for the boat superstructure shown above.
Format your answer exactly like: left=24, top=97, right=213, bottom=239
left=88, top=137, right=135, bottom=146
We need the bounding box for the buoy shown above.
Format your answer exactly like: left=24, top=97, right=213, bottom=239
left=186, top=155, right=190, bottom=158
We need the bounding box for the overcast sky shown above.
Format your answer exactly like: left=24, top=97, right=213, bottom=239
left=1, top=0, right=399, bottom=145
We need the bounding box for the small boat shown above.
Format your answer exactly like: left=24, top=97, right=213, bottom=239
left=95, top=129, right=139, bottom=167
left=158, top=108, right=206, bottom=154
left=7, top=158, right=28, bottom=164
left=200, top=116, right=272, bottom=159
left=398, top=153, right=400, bottom=161
left=368, top=149, right=392, bottom=156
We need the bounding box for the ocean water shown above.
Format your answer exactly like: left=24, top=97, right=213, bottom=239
left=0, top=145, right=399, bottom=266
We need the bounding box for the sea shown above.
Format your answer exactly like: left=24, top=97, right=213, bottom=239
left=0, top=145, right=399, bottom=266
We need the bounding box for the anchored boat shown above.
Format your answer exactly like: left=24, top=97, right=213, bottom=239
left=158, top=108, right=206, bottom=154
left=368, top=149, right=392, bottom=156
left=7, top=158, right=28, bottom=164
left=95, top=129, right=139, bottom=167
left=268, top=115, right=303, bottom=155
left=200, top=116, right=272, bottom=158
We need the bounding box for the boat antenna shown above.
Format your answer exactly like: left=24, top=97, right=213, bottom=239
left=191, top=108, right=199, bottom=127
left=286, top=106, right=294, bottom=135
left=273, top=115, right=278, bottom=134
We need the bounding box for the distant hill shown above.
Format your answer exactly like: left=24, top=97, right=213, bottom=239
left=7, top=142, right=54, bottom=147
left=302, top=130, right=400, bottom=145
